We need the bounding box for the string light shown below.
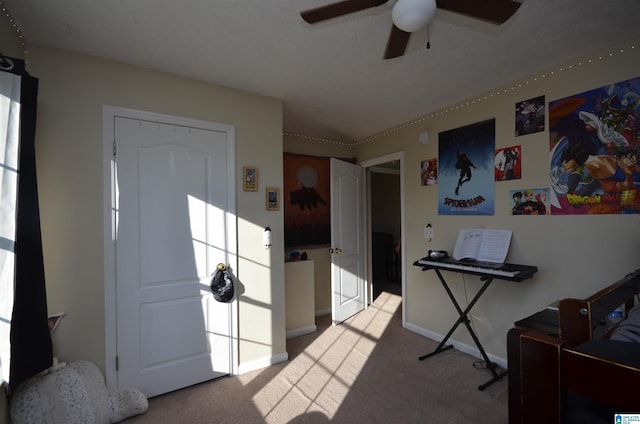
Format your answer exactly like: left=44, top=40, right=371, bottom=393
left=282, top=132, right=349, bottom=146
left=0, top=0, right=27, bottom=62
left=288, top=40, right=639, bottom=146
left=2, top=2, right=635, bottom=146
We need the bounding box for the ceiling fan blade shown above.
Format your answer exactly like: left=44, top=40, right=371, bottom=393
left=301, top=0, right=388, bottom=24
left=435, top=0, right=521, bottom=24
left=384, top=25, right=411, bottom=60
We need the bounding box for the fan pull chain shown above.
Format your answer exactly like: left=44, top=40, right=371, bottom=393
left=426, top=24, right=431, bottom=50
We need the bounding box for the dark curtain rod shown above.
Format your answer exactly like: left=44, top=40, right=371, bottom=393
left=0, top=51, right=17, bottom=72
left=0, top=53, right=29, bottom=76
left=0, top=51, right=10, bottom=66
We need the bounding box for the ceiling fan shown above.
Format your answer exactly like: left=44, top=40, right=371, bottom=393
left=300, top=0, right=522, bottom=59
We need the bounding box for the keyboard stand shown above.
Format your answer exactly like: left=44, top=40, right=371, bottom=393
left=417, top=268, right=507, bottom=391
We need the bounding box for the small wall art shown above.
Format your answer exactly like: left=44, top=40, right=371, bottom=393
left=266, top=186, right=280, bottom=211
left=243, top=166, right=258, bottom=191
left=495, top=145, right=522, bottom=181
left=515, top=95, right=545, bottom=136
left=421, top=158, right=438, bottom=186
left=510, top=188, right=550, bottom=215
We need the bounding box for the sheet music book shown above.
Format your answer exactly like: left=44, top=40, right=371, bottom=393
left=452, top=228, right=513, bottom=264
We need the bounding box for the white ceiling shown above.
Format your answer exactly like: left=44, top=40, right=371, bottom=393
left=4, top=0, right=640, bottom=143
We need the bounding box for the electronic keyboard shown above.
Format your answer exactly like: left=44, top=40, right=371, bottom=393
left=414, top=257, right=538, bottom=281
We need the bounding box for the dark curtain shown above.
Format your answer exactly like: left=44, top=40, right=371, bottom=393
left=4, top=56, right=53, bottom=391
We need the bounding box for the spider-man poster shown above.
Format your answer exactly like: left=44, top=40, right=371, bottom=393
left=549, top=76, right=640, bottom=214
left=438, top=119, right=496, bottom=215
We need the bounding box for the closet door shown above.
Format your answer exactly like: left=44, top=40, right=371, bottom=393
left=113, top=112, right=236, bottom=397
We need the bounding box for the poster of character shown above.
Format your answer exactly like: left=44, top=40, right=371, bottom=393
left=515, top=95, right=545, bottom=136
left=549, top=76, right=640, bottom=215
left=421, top=158, right=438, bottom=186
left=438, top=119, right=495, bottom=215
left=495, top=145, right=522, bottom=181
left=283, top=153, right=331, bottom=248
left=510, top=188, right=550, bottom=215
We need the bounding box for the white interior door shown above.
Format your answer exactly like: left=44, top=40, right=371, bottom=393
left=330, top=158, right=366, bottom=324
left=113, top=114, right=236, bottom=397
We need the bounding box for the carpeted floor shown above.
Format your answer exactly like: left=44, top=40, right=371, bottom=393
left=125, top=291, right=508, bottom=423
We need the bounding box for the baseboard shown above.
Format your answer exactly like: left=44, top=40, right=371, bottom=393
left=404, top=321, right=508, bottom=370
left=286, top=325, right=317, bottom=339
left=237, top=352, right=288, bottom=375
left=315, top=308, right=331, bottom=317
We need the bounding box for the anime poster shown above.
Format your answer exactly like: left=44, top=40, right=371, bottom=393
left=283, top=153, right=331, bottom=248
left=421, top=158, right=438, bottom=186
left=510, top=188, right=550, bottom=215
left=549, top=76, right=640, bottom=215
left=515, top=95, right=545, bottom=136
left=495, top=145, right=522, bottom=181
left=438, top=119, right=495, bottom=215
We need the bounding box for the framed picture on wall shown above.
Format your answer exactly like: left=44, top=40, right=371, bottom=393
left=283, top=153, right=331, bottom=248
left=243, top=166, right=258, bottom=191
left=266, top=187, right=279, bottom=211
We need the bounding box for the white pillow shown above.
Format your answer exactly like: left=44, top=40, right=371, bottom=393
left=610, top=304, right=640, bottom=343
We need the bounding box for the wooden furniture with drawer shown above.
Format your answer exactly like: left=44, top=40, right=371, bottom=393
left=507, top=270, right=640, bottom=424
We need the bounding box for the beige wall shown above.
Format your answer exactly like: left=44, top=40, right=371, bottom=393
left=356, top=37, right=640, bottom=362
left=0, top=18, right=22, bottom=58
left=305, top=247, right=332, bottom=314
left=8, top=44, right=286, bottom=379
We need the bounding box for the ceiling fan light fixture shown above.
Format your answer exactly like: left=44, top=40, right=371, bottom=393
left=391, top=0, right=436, bottom=33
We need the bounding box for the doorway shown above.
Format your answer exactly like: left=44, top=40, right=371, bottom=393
left=361, top=152, right=404, bottom=317
left=370, top=168, right=401, bottom=299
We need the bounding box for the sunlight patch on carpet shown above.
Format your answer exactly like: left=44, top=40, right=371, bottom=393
left=251, top=292, right=402, bottom=422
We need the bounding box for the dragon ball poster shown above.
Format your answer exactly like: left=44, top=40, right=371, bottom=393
left=549, top=76, right=640, bottom=214
left=438, top=119, right=495, bottom=215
